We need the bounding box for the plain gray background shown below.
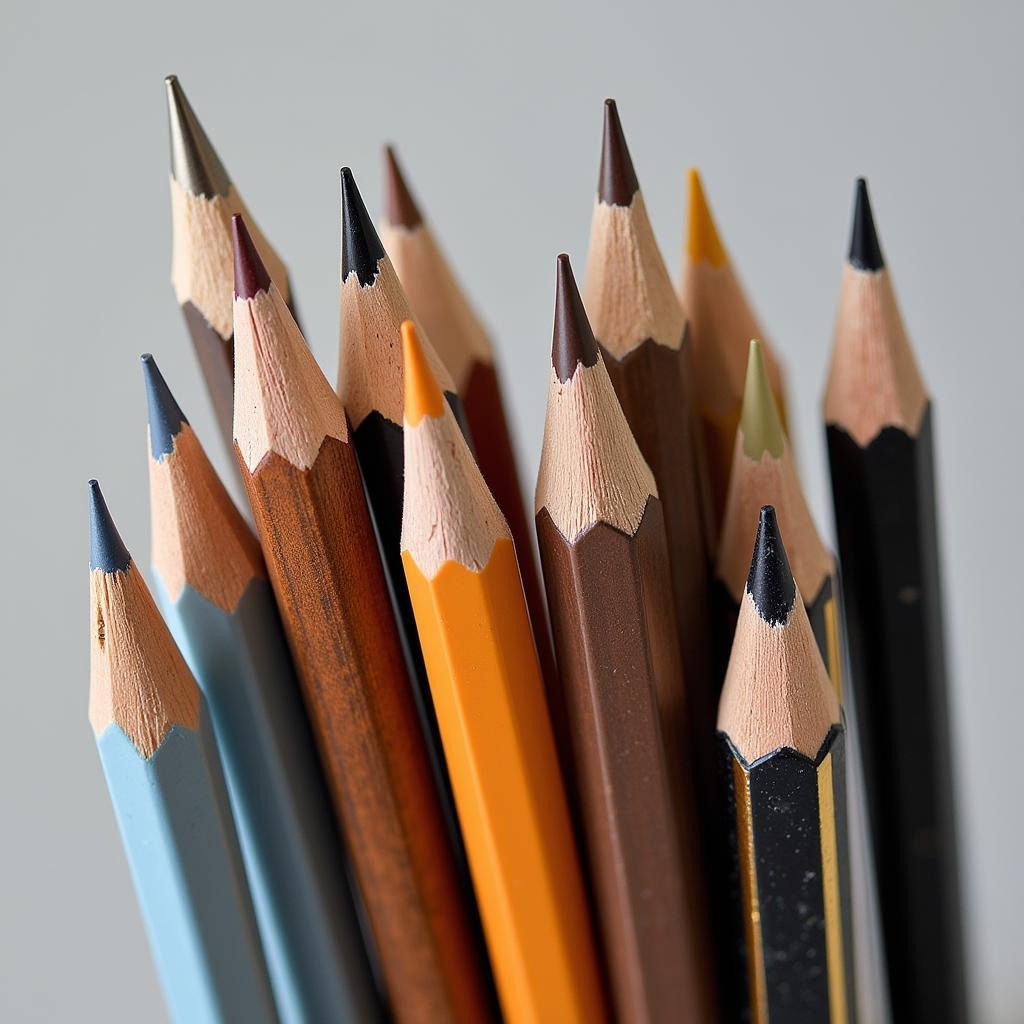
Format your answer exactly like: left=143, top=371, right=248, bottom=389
left=4, top=1, right=1021, bottom=1020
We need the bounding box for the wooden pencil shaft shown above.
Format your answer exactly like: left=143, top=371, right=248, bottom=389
left=827, top=408, right=966, bottom=1022
left=537, top=501, right=717, bottom=1024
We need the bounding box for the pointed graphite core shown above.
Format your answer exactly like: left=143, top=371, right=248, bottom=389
left=402, top=320, right=445, bottom=425
left=740, top=339, right=786, bottom=459
left=686, top=167, right=727, bottom=267
left=848, top=177, right=885, bottom=271
left=552, top=254, right=599, bottom=383
left=383, top=145, right=424, bottom=229
left=231, top=214, right=272, bottom=299
left=341, top=167, right=387, bottom=286
left=598, top=99, right=640, bottom=206
left=89, top=480, right=132, bottom=573
left=746, top=505, right=797, bottom=626
left=164, top=75, right=230, bottom=198
left=142, top=354, right=189, bottom=460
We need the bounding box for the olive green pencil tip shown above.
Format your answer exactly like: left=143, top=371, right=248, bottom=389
left=165, top=74, right=231, bottom=199
left=741, top=339, right=786, bottom=459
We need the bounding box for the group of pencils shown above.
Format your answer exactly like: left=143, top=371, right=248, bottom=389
left=87, top=78, right=968, bottom=1023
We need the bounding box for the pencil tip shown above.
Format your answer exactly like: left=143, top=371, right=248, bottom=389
left=402, top=320, right=445, bottom=425
left=686, top=168, right=727, bottom=267
left=740, top=339, right=786, bottom=459
left=383, top=145, right=423, bottom=229
left=340, top=167, right=387, bottom=286
left=89, top=480, right=132, bottom=573
left=231, top=214, right=272, bottom=299
left=141, top=354, right=189, bottom=460
left=746, top=506, right=796, bottom=625
left=598, top=98, right=639, bottom=206
left=552, top=254, right=600, bottom=383
left=164, top=75, right=230, bottom=198
left=848, top=177, right=884, bottom=271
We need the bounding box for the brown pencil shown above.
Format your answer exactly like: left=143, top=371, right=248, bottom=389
left=165, top=75, right=295, bottom=458
left=678, top=170, right=787, bottom=525
left=536, top=254, right=717, bottom=1024
left=230, top=214, right=491, bottom=1024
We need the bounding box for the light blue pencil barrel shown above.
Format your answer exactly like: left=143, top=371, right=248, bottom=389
left=88, top=480, right=278, bottom=1024
left=143, top=355, right=381, bottom=1023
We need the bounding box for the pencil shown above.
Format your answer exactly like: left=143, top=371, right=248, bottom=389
left=142, top=354, right=382, bottom=1023
left=165, top=74, right=295, bottom=459
left=824, top=179, right=966, bottom=1023
left=536, top=254, right=717, bottom=1024
left=678, top=169, right=787, bottom=524
left=718, top=506, right=856, bottom=1023
left=379, top=146, right=555, bottom=692
left=400, top=319, right=606, bottom=1024
left=88, top=480, right=276, bottom=1024
left=231, top=215, right=491, bottom=1024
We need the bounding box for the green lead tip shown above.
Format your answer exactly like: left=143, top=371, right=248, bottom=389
left=741, top=339, right=786, bottom=459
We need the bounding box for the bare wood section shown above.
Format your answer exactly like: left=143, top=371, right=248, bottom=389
left=402, top=408, right=509, bottom=578
left=381, top=220, right=493, bottom=392
left=824, top=265, right=928, bottom=446
left=717, top=435, right=833, bottom=604
left=535, top=360, right=656, bottom=540
left=583, top=196, right=686, bottom=357
left=170, top=178, right=289, bottom=340
left=149, top=424, right=264, bottom=612
left=338, top=256, right=455, bottom=429
left=233, top=285, right=348, bottom=472
left=718, top=591, right=839, bottom=763
left=89, top=562, right=200, bottom=757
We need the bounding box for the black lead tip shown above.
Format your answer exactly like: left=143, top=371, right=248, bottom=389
left=231, top=214, right=272, bottom=299
left=141, top=355, right=188, bottom=460
left=746, top=506, right=797, bottom=626
left=552, top=254, right=600, bottom=383
left=848, top=178, right=884, bottom=271
left=383, top=146, right=424, bottom=229
left=89, top=480, right=132, bottom=573
left=340, top=167, right=387, bottom=286
left=598, top=99, right=640, bottom=206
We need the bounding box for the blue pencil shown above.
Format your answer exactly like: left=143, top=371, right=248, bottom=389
left=88, top=480, right=277, bottom=1024
left=142, top=355, right=381, bottom=1023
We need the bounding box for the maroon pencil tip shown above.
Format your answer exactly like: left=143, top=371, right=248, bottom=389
left=383, top=145, right=423, bottom=229
left=552, top=254, right=599, bottom=382
left=598, top=98, right=639, bottom=206
left=231, top=214, right=271, bottom=299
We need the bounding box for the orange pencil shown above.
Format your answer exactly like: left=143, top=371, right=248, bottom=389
left=400, top=320, right=606, bottom=1024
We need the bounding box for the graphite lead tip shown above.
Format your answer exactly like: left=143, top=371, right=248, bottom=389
left=164, top=75, right=230, bottom=199
left=89, top=480, right=132, bottom=573
left=402, top=320, right=445, bottom=425
left=746, top=505, right=796, bottom=626
left=340, top=167, right=387, bottom=286
left=598, top=99, right=640, bottom=206
left=848, top=177, right=885, bottom=271
left=383, top=146, right=424, bottom=229
left=141, top=354, right=189, bottom=460
left=686, top=168, right=727, bottom=267
left=740, top=339, right=786, bottom=459
left=552, top=254, right=599, bottom=383
left=231, top=214, right=272, bottom=299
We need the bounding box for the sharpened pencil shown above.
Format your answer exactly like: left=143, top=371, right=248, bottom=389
left=401, top=319, right=606, bottom=1024
left=88, top=480, right=277, bottom=1024
left=231, top=215, right=492, bottom=1024
left=536, top=254, right=717, bottom=1024
left=142, top=355, right=382, bottom=1024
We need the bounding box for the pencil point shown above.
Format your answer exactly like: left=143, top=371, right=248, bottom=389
left=741, top=339, right=786, bottom=459
left=231, top=214, right=272, bottom=299
left=598, top=99, right=639, bottom=206
left=848, top=178, right=884, bottom=271
left=686, top=168, right=727, bottom=268
left=89, top=480, right=131, bottom=573
left=164, top=75, right=230, bottom=198
left=383, top=146, right=423, bottom=229
left=552, top=254, right=599, bottom=383
left=341, top=167, right=387, bottom=286
left=402, top=320, right=445, bottom=425
left=746, top=506, right=796, bottom=626
left=141, top=354, right=189, bottom=460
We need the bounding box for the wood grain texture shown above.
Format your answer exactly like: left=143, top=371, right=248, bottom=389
left=536, top=503, right=718, bottom=1024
